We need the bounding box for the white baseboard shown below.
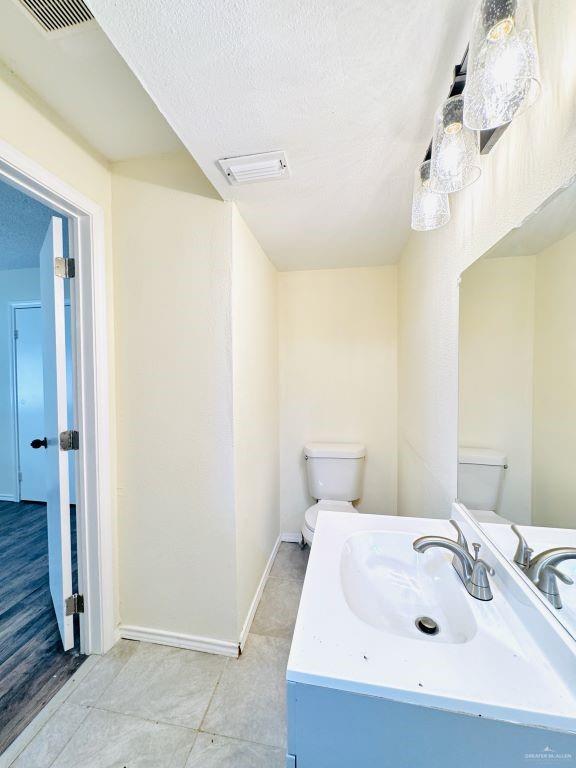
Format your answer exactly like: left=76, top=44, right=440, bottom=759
left=119, top=625, right=239, bottom=658
left=281, top=532, right=302, bottom=543
left=238, top=535, right=281, bottom=651
left=120, top=535, right=286, bottom=660
left=0, top=492, right=17, bottom=502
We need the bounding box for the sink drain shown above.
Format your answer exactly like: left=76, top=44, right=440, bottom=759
left=415, top=616, right=440, bottom=636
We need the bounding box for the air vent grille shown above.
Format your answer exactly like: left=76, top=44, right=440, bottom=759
left=18, top=0, right=93, bottom=32
left=218, top=151, right=290, bottom=185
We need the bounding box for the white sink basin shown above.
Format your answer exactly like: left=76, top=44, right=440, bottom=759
left=341, top=531, right=477, bottom=643
left=287, top=511, right=576, bottom=733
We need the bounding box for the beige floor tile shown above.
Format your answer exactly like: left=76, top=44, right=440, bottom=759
left=251, top=578, right=303, bottom=639
left=51, top=708, right=196, bottom=768
left=269, top=543, right=309, bottom=581
left=201, top=634, right=290, bottom=749
left=185, top=732, right=284, bottom=767
left=67, top=639, right=139, bottom=707
left=11, top=702, right=90, bottom=768
left=96, top=641, right=226, bottom=729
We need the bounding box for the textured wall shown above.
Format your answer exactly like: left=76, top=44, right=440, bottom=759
left=279, top=267, right=397, bottom=534
left=398, top=1, right=576, bottom=518
left=232, top=208, right=279, bottom=635
left=112, top=152, right=238, bottom=641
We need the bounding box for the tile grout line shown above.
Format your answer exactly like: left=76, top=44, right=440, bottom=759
left=45, top=705, right=92, bottom=768
left=3, top=655, right=99, bottom=768
left=196, top=728, right=285, bottom=752
left=196, top=657, right=230, bottom=735
left=43, top=643, right=142, bottom=768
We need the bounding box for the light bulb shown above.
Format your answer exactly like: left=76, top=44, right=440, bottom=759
left=464, top=0, right=540, bottom=130
left=429, top=95, right=481, bottom=194
left=411, top=161, right=450, bottom=232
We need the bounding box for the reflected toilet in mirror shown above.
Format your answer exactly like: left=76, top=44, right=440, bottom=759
left=457, top=180, right=576, bottom=636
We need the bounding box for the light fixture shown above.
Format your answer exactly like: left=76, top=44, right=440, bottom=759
left=464, top=0, right=540, bottom=130
left=411, top=161, right=451, bottom=232
left=430, top=94, right=481, bottom=194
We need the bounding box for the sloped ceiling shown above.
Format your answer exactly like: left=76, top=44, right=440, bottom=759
left=86, top=0, right=474, bottom=269
left=0, top=0, right=183, bottom=160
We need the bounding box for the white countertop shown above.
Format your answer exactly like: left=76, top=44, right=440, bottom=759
left=287, top=512, right=576, bottom=732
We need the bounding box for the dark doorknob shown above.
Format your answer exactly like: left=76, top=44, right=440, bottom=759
left=31, top=437, right=48, bottom=449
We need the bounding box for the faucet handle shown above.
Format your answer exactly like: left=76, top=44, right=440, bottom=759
left=468, top=545, right=495, bottom=601
left=472, top=543, right=495, bottom=576
left=548, top=565, right=574, bottom=586
left=511, top=524, right=532, bottom=568
left=450, top=519, right=469, bottom=551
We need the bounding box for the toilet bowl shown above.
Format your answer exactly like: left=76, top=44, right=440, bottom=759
left=302, top=500, right=356, bottom=547
left=301, top=442, right=365, bottom=547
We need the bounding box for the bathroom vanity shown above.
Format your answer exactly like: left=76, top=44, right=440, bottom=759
left=286, top=510, right=576, bottom=767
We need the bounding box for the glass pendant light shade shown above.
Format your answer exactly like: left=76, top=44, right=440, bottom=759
left=464, top=0, right=540, bottom=130
left=430, top=94, right=481, bottom=194
left=411, top=160, right=450, bottom=232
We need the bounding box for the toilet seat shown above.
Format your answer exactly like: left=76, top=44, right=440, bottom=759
left=302, top=500, right=357, bottom=546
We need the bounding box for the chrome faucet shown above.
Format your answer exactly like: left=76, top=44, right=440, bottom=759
left=510, top=526, right=576, bottom=609
left=413, top=520, right=495, bottom=601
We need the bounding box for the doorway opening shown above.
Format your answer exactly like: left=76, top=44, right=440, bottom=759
left=0, top=178, right=86, bottom=750
left=0, top=134, right=118, bottom=752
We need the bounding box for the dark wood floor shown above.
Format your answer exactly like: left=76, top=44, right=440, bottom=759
left=0, top=501, right=85, bottom=754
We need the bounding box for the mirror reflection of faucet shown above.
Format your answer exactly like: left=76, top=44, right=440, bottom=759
left=413, top=520, right=495, bottom=601
left=511, top=525, right=576, bottom=609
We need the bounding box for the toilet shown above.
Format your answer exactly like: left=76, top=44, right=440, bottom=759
left=458, top=446, right=510, bottom=524
left=301, top=442, right=366, bottom=547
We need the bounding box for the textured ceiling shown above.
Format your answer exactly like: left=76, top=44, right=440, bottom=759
left=86, top=0, right=474, bottom=269
left=0, top=179, right=57, bottom=270
left=0, top=0, right=182, bottom=160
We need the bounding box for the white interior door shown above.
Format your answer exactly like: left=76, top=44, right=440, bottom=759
left=40, top=217, right=74, bottom=650
left=15, top=304, right=76, bottom=505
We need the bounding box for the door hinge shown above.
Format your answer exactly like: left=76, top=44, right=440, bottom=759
left=59, top=430, right=80, bottom=451
left=54, top=257, right=76, bottom=279
left=18, top=471, right=22, bottom=482
left=65, top=593, right=84, bottom=615
left=13, top=329, right=19, bottom=340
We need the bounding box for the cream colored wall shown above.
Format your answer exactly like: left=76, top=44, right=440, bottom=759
left=458, top=257, right=535, bottom=523
left=398, top=1, right=576, bottom=519
left=278, top=267, right=397, bottom=534
left=532, top=231, right=576, bottom=529
left=232, top=208, right=279, bottom=635
left=112, top=152, right=240, bottom=642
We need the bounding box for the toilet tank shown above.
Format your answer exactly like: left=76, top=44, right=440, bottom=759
left=304, top=443, right=365, bottom=502
left=458, top=447, right=507, bottom=512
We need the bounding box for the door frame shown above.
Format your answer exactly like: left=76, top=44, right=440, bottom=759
left=0, top=138, right=115, bottom=655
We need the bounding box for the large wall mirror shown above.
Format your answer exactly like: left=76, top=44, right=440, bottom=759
left=457, top=179, right=576, bottom=637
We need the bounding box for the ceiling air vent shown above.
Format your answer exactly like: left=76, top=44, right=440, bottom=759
left=217, top=151, right=290, bottom=185
left=17, top=0, right=93, bottom=32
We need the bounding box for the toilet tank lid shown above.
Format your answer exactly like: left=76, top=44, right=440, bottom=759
left=459, top=447, right=507, bottom=467
left=304, top=442, right=366, bottom=459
